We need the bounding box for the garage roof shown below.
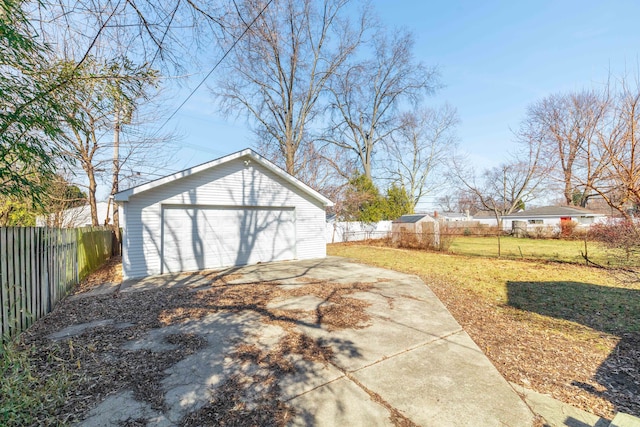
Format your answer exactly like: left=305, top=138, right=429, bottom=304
left=114, top=148, right=334, bottom=206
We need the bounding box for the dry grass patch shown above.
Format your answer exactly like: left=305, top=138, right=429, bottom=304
left=329, top=243, right=640, bottom=419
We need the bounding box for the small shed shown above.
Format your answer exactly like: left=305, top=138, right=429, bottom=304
left=392, top=214, right=439, bottom=247
left=114, top=149, right=333, bottom=280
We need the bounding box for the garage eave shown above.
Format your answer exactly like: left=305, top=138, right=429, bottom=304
left=114, top=148, right=334, bottom=207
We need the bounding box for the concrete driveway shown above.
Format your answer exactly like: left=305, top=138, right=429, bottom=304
left=75, top=257, right=533, bottom=426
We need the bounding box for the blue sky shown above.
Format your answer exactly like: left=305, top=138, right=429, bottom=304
left=159, top=0, right=640, bottom=196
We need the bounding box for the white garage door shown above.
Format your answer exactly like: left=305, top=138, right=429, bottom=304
left=162, top=206, right=295, bottom=273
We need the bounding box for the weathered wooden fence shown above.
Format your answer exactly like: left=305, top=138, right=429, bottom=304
left=0, top=226, right=114, bottom=341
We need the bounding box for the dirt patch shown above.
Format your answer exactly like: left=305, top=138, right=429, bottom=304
left=18, top=267, right=385, bottom=426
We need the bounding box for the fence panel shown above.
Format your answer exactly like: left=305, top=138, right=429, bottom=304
left=77, top=227, right=113, bottom=281
left=327, top=221, right=393, bottom=243
left=0, top=226, right=114, bottom=342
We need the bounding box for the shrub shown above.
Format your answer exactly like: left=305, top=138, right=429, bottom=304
left=438, top=232, right=455, bottom=252
left=558, top=220, right=578, bottom=239
left=527, top=226, right=554, bottom=239
left=390, top=226, right=453, bottom=252
left=589, top=219, right=640, bottom=261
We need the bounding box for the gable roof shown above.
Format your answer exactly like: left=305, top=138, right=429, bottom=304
left=393, top=214, right=434, bottom=224
left=501, top=205, right=604, bottom=219
left=114, top=148, right=333, bottom=206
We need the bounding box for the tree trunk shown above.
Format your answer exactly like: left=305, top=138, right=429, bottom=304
left=284, top=145, right=295, bottom=175
left=111, top=109, right=121, bottom=256
left=87, top=170, right=99, bottom=226
left=564, top=180, right=573, bottom=206
left=362, top=140, right=373, bottom=180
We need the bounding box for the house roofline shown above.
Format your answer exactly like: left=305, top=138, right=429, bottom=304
left=502, top=213, right=606, bottom=219
left=501, top=212, right=606, bottom=219
left=114, top=148, right=334, bottom=206
left=500, top=205, right=606, bottom=219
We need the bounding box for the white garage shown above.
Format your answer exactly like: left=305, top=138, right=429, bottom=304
left=114, top=149, right=333, bottom=280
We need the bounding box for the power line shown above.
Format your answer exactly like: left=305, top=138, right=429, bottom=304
left=155, top=0, right=273, bottom=134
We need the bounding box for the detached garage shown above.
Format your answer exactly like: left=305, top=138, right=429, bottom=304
left=114, top=149, right=333, bottom=280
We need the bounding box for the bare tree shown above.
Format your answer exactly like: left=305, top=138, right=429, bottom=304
left=37, top=0, right=226, bottom=70
left=451, top=137, right=546, bottom=226
left=524, top=75, right=640, bottom=223
left=56, top=56, right=160, bottom=225
left=214, top=0, right=368, bottom=178
left=436, top=191, right=482, bottom=215
left=385, top=104, right=458, bottom=208
left=519, top=89, right=610, bottom=207
left=2, top=0, right=227, bottom=203
left=324, top=29, right=438, bottom=180
left=588, top=77, right=640, bottom=221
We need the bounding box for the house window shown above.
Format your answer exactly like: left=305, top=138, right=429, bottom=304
left=528, top=219, right=543, bottom=224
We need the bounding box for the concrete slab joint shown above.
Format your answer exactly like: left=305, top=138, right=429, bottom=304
left=73, top=257, right=543, bottom=426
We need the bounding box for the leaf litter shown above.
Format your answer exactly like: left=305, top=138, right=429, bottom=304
left=16, top=259, right=414, bottom=426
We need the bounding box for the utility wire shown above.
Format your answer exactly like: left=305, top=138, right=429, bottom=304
left=155, top=0, right=273, bottom=134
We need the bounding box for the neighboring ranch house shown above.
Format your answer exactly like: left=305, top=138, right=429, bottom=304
left=391, top=214, right=440, bottom=247
left=437, top=211, right=472, bottom=222
left=114, top=149, right=333, bottom=280
left=500, top=206, right=606, bottom=234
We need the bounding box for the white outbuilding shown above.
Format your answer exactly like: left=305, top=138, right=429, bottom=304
left=114, top=149, right=333, bottom=280
left=391, top=214, right=440, bottom=247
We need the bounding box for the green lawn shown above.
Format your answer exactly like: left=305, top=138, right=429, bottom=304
left=447, top=236, right=636, bottom=267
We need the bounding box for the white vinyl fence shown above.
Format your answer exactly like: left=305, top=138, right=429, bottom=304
left=326, top=221, right=392, bottom=243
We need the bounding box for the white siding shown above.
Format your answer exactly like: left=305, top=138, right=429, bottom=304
left=162, top=206, right=295, bottom=272
left=120, top=157, right=326, bottom=279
